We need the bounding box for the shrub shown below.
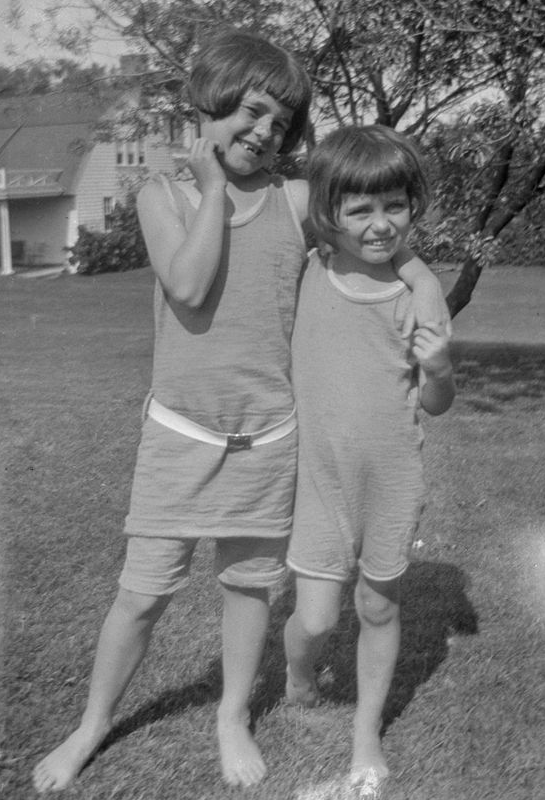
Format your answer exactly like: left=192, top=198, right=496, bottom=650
left=69, top=193, right=149, bottom=275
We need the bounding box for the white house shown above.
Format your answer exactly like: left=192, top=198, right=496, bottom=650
left=0, top=70, right=193, bottom=275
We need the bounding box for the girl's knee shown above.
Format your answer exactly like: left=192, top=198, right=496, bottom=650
left=292, top=577, right=342, bottom=640
left=295, top=604, right=339, bottom=640
left=354, top=577, right=400, bottom=627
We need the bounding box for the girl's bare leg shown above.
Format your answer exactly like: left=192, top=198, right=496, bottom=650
left=217, top=584, right=270, bottom=787
left=33, top=588, right=170, bottom=793
left=351, top=575, right=400, bottom=790
left=284, top=576, right=342, bottom=706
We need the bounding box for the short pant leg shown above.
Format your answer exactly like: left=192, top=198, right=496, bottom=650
left=358, top=481, right=426, bottom=581
left=215, top=536, right=289, bottom=589
left=119, top=535, right=199, bottom=595
left=287, top=454, right=353, bottom=582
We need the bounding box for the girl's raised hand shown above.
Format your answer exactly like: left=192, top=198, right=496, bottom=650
left=186, top=138, right=227, bottom=194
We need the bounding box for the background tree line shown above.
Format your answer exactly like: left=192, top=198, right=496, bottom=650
left=4, top=0, right=545, bottom=315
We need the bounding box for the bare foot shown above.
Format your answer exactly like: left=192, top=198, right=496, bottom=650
left=350, top=719, right=389, bottom=797
left=285, top=666, right=319, bottom=708
left=217, top=714, right=267, bottom=787
left=32, top=724, right=110, bottom=793
left=350, top=767, right=389, bottom=799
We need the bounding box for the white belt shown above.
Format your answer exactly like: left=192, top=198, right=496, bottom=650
left=147, top=397, right=297, bottom=452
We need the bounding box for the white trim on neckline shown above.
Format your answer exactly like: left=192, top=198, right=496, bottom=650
left=326, top=265, right=406, bottom=302
left=175, top=179, right=270, bottom=227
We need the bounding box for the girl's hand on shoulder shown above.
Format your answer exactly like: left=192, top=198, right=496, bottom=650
left=187, top=138, right=227, bottom=195
left=401, top=278, right=452, bottom=340
left=412, top=321, right=452, bottom=376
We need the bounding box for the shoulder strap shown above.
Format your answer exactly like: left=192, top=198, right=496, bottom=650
left=281, top=178, right=307, bottom=249
left=155, top=173, right=178, bottom=214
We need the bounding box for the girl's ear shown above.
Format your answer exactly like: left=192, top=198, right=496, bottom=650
left=317, top=241, right=335, bottom=259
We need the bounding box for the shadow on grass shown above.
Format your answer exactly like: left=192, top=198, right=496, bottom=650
left=98, top=561, right=477, bottom=756
left=99, top=662, right=224, bottom=754
left=254, top=560, right=478, bottom=731
left=452, top=341, right=545, bottom=412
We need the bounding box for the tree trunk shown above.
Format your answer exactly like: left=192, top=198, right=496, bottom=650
left=445, top=255, right=483, bottom=319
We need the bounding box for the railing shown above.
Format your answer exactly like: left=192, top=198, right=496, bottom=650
left=4, top=169, right=63, bottom=188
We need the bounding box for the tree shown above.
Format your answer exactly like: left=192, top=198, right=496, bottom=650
left=13, top=0, right=545, bottom=315
left=281, top=0, right=545, bottom=316
left=0, top=61, right=111, bottom=96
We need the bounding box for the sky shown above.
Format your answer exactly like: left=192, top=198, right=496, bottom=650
left=0, top=0, right=131, bottom=68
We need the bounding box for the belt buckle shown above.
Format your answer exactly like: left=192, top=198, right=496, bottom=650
left=226, top=433, right=253, bottom=452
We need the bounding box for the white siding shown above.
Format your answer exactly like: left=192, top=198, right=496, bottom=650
left=75, top=136, right=178, bottom=233
left=76, top=143, right=119, bottom=231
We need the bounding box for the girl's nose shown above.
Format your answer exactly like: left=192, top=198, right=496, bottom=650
left=371, top=212, right=390, bottom=232
left=254, top=115, right=273, bottom=139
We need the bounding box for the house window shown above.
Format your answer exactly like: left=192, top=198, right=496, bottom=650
left=115, top=140, right=146, bottom=166
left=104, top=197, right=115, bottom=230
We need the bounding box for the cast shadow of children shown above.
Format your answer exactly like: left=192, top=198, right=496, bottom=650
left=98, top=559, right=477, bottom=752
left=98, top=662, right=224, bottom=753
left=254, top=559, right=478, bottom=728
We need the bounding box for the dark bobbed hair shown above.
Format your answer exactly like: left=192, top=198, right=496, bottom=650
left=309, top=125, right=429, bottom=246
left=189, top=27, right=312, bottom=154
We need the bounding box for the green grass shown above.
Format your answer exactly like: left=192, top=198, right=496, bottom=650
left=2, top=270, right=545, bottom=799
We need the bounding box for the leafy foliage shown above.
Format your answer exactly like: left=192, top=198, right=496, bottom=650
left=496, top=195, right=545, bottom=265
left=0, top=60, right=110, bottom=95
left=69, top=193, right=149, bottom=275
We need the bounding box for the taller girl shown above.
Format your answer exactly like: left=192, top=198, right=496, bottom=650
left=33, top=28, right=446, bottom=793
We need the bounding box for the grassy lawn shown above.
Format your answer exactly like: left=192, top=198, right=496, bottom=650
left=2, top=269, right=545, bottom=799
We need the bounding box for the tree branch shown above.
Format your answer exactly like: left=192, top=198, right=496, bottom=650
left=488, top=156, right=545, bottom=237
left=446, top=255, right=483, bottom=318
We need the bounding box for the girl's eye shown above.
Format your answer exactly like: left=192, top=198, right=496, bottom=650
left=273, top=120, right=289, bottom=134
left=348, top=207, right=372, bottom=217
left=241, top=105, right=289, bottom=134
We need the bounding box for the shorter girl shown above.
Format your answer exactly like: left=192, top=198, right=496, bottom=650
left=284, top=125, right=455, bottom=799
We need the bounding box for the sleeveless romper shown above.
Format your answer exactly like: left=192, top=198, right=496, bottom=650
left=124, top=175, right=306, bottom=540
left=287, top=250, right=426, bottom=581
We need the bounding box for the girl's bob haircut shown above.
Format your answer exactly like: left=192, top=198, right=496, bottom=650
left=309, top=125, right=429, bottom=246
left=189, top=27, right=312, bottom=154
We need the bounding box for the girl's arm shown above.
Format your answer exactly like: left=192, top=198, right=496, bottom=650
left=413, top=322, right=455, bottom=416
left=392, top=245, right=452, bottom=337
left=137, top=138, right=227, bottom=308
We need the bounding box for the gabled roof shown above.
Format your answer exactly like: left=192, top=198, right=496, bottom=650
left=0, top=90, right=126, bottom=198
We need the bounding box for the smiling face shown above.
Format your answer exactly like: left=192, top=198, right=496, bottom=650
left=199, top=89, right=293, bottom=181
left=333, top=188, right=412, bottom=271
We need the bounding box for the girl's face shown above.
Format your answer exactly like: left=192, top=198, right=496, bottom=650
left=200, top=89, right=293, bottom=179
left=334, top=188, right=412, bottom=268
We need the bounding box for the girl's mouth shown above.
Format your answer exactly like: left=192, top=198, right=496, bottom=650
left=363, top=236, right=396, bottom=247
left=236, top=138, right=263, bottom=156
